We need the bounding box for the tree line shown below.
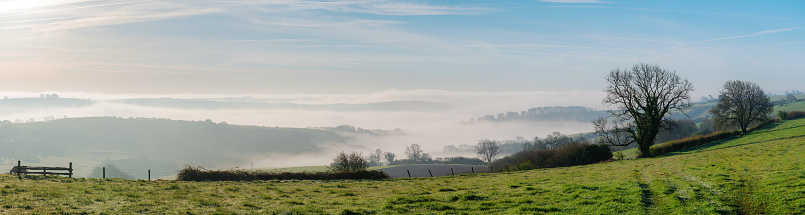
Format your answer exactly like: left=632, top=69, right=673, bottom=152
left=471, top=106, right=608, bottom=122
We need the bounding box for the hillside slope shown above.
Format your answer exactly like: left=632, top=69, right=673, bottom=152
left=0, top=117, right=353, bottom=179
left=1, top=118, right=803, bottom=214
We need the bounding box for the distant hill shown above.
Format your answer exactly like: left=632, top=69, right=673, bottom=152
left=115, top=98, right=452, bottom=111
left=472, top=106, right=609, bottom=122
left=474, top=99, right=802, bottom=124
left=0, top=117, right=384, bottom=179
left=0, top=98, right=94, bottom=113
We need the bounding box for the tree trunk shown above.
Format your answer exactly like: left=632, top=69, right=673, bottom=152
left=638, top=142, right=653, bottom=158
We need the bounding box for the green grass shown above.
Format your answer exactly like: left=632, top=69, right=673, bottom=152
left=775, top=100, right=805, bottom=113
left=2, top=118, right=805, bottom=214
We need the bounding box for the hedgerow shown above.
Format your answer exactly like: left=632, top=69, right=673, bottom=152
left=490, top=142, right=612, bottom=172
left=176, top=165, right=389, bottom=181
left=650, top=119, right=777, bottom=156
left=781, top=111, right=805, bottom=120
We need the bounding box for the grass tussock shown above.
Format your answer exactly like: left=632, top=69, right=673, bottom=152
left=176, top=166, right=389, bottom=181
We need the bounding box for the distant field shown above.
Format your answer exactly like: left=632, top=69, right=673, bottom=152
left=256, top=165, right=391, bottom=172
left=1, top=118, right=804, bottom=214
left=774, top=100, right=805, bottom=113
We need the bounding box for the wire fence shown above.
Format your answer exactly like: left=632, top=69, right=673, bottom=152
left=3, top=162, right=510, bottom=180
left=379, top=165, right=492, bottom=178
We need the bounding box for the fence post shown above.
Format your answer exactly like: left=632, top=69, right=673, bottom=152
left=471, top=167, right=475, bottom=174
left=451, top=168, right=454, bottom=176
left=407, top=170, right=411, bottom=178
left=17, top=160, right=21, bottom=179
left=69, top=162, right=73, bottom=178
left=428, top=170, right=433, bottom=177
left=103, top=167, right=106, bottom=179
left=489, top=166, right=492, bottom=173
left=148, top=169, right=151, bottom=181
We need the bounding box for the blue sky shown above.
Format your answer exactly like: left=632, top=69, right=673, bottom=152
left=1, top=0, right=803, bottom=97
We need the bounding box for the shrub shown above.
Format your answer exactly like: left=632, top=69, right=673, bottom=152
left=778, top=110, right=789, bottom=120
left=330, top=151, right=369, bottom=172
left=176, top=165, right=389, bottom=181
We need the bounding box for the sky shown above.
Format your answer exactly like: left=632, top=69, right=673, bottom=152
left=1, top=0, right=804, bottom=169
left=1, top=0, right=804, bottom=97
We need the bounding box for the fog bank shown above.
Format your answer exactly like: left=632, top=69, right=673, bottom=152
left=0, top=90, right=604, bottom=169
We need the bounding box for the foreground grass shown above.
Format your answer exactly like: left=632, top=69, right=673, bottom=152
left=2, top=119, right=804, bottom=214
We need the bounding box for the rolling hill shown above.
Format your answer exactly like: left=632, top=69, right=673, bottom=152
left=0, top=117, right=372, bottom=179
left=1, top=117, right=803, bottom=214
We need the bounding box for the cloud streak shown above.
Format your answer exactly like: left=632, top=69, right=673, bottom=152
left=2, top=0, right=494, bottom=34
left=696, top=27, right=799, bottom=43
left=536, top=0, right=604, bottom=3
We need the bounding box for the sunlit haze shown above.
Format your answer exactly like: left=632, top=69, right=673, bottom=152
left=1, top=0, right=803, bottom=170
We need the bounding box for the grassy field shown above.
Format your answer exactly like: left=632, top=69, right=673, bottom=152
left=775, top=100, right=805, bottom=113
left=1, top=118, right=804, bottom=214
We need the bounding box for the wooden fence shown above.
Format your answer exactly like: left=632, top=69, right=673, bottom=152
left=10, top=161, right=73, bottom=178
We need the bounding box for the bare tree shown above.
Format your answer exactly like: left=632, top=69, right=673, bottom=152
left=368, top=149, right=383, bottom=166
left=329, top=151, right=368, bottom=172
left=475, top=139, right=502, bottom=163
left=709, top=80, right=773, bottom=134
left=405, top=144, right=425, bottom=161
left=542, top=131, right=573, bottom=150
left=383, top=152, right=396, bottom=164
left=594, top=63, right=694, bottom=158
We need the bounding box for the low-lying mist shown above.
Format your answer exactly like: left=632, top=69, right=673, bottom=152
left=0, top=90, right=605, bottom=173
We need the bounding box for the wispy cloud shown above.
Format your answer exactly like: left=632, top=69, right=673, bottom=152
left=540, top=5, right=805, bottom=21
left=741, top=41, right=805, bottom=49
left=338, top=2, right=497, bottom=15
left=696, top=27, right=799, bottom=43
left=224, top=39, right=319, bottom=43
left=35, top=7, right=220, bottom=33
left=457, top=43, right=641, bottom=52
left=2, top=0, right=493, bottom=36
left=238, top=0, right=497, bottom=16
left=536, top=0, right=604, bottom=3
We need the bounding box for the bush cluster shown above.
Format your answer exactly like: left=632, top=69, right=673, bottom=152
left=490, top=142, right=612, bottom=172
left=650, top=119, right=777, bottom=156
left=330, top=151, right=369, bottom=172
left=176, top=165, right=389, bottom=181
